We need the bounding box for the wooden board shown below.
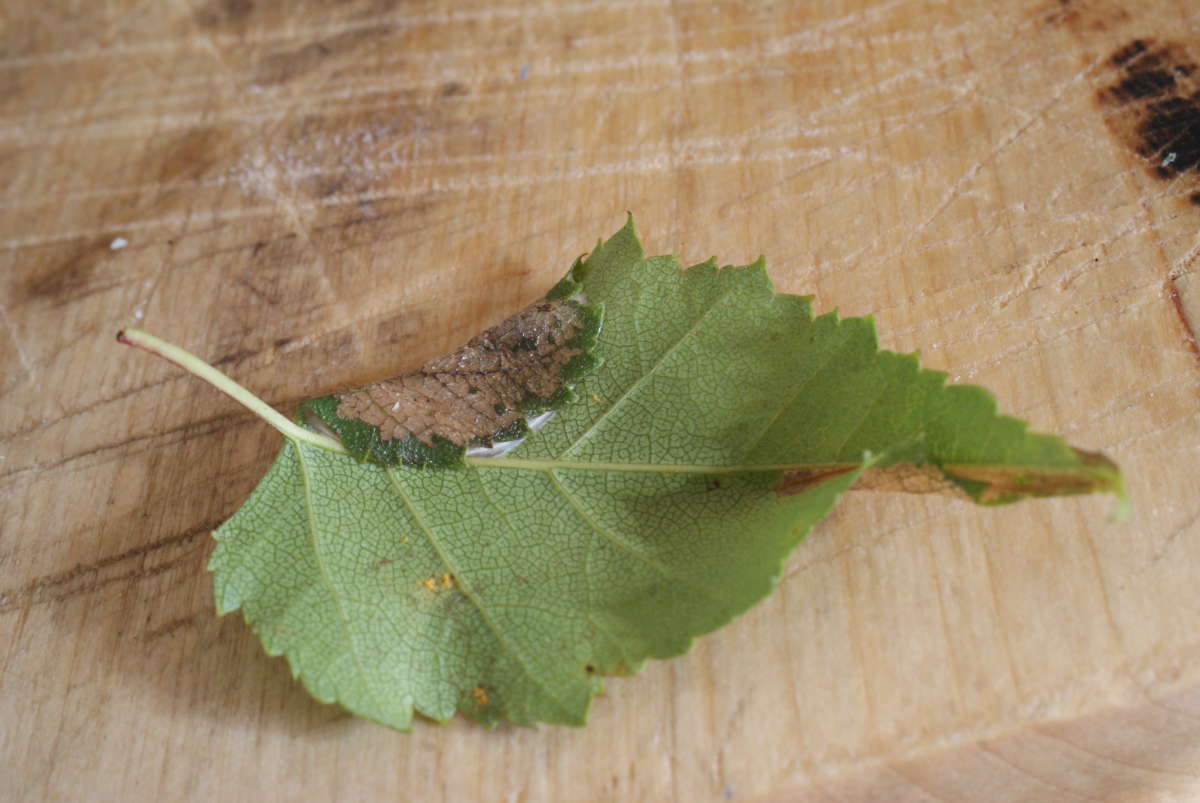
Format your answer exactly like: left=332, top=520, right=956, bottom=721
left=3, top=0, right=1199, bottom=799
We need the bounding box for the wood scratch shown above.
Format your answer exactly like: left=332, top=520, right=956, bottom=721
left=0, top=149, right=840, bottom=251
left=0, top=130, right=844, bottom=213
left=897, top=61, right=1096, bottom=254
left=1106, top=407, right=1199, bottom=451
left=0, top=522, right=215, bottom=614
left=973, top=741, right=1092, bottom=801
left=0, top=25, right=984, bottom=147
left=1167, top=279, right=1200, bottom=361
left=0, top=0, right=690, bottom=69
left=1140, top=508, right=1200, bottom=574
left=0, top=303, right=34, bottom=384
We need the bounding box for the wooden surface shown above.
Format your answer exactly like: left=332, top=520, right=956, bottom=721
left=3, top=0, right=1199, bottom=800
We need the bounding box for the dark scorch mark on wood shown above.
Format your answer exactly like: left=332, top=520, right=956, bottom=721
left=1097, top=38, right=1200, bottom=202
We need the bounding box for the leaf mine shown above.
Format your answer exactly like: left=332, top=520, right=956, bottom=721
left=301, top=297, right=602, bottom=467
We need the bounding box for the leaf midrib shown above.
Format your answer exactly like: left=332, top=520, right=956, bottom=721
left=467, top=455, right=1107, bottom=473
left=469, top=457, right=859, bottom=473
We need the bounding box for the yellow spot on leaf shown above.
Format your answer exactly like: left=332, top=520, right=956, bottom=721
left=422, top=574, right=456, bottom=592
left=473, top=686, right=489, bottom=706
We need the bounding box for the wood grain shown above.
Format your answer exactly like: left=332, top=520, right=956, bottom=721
left=2, top=0, right=1198, bottom=800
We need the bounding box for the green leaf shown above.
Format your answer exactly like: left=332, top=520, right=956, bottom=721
left=121, top=217, right=1123, bottom=731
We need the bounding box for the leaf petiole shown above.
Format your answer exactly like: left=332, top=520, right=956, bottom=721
left=117, top=328, right=347, bottom=454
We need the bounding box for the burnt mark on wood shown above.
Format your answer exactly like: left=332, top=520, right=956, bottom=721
left=1097, top=38, right=1200, bottom=196
left=1142, top=96, right=1200, bottom=176
left=1110, top=37, right=1149, bottom=66
left=1040, top=0, right=1200, bottom=362
left=1105, top=38, right=1187, bottom=101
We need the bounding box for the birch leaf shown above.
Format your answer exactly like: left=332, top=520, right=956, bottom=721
left=120, top=217, right=1123, bottom=730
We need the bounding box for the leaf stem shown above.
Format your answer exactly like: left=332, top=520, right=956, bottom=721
left=117, top=328, right=347, bottom=454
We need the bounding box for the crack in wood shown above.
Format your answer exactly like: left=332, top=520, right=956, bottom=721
left=1167, top=279, right=1200, bottom=361
left=0, top=522, right=219, bottom=614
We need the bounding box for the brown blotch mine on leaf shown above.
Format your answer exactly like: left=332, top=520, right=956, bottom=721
left=854, top=464, right=971, bottom=497
left=774, top=466, right=858, bottom=497
left=334, top=299, right=586, bottom=448
left=776, top=449, right=1118, bottom=503
left=943, top=448, right=1121, bottom=503
left=776, top=464, right=966, bottom=499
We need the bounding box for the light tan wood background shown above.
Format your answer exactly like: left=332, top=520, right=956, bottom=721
left=3, top=0, right=1199, bottom=800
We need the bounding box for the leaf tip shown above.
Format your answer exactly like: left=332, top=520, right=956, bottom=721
left=940, top=446, right=1126, bottom=506
left=1108, top=483, right=1133, bottom=522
